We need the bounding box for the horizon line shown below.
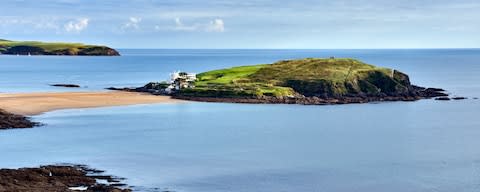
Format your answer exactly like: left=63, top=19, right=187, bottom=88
left=115, top=48, right=480, bottom=50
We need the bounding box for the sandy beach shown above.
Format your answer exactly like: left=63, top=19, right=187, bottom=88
left=0, top=91, right=181, bottom=116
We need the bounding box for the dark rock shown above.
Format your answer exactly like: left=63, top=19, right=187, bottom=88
left=0, top=165, right=131, bottom=192
left=0, top=109, right=39, bottom=129
left=452, top=97, right=467, bottom=100
left=143, top=82, right=170, bottom=90
left=416, top=87, right=448, bottom=98
left=51, top=84, right=81, bottom=88
left=435, top=97, right=451, bottom=101
left=106, top=87, right=139, bottom=92
left=425, top=88, right=446, bottom=92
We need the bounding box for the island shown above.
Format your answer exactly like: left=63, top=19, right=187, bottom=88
left=111, top=58, right=449, bottom=104
left=0, top=39, right=120, bottom=56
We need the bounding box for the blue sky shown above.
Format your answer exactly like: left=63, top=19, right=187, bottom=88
left=0, top=0, right=479, bottom=48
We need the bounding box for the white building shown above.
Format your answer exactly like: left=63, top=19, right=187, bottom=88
left=170, top=71, right=197, bottom=90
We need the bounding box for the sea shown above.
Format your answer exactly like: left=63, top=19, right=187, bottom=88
left=0, top=49, right=479, bottom=192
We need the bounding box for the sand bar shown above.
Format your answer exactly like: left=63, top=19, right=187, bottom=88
left=0, top=91, right=182, bottom=116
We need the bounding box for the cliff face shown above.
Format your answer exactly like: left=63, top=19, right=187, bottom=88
left=246, top=58, right=417, bottom=98
left=284, top=70, right=411, bottom=97
left=0, top=40, right=120, bottom=56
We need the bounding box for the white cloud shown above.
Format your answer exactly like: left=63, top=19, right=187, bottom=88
left=0, top=17, right=59, bottom=29
left=122, top=17, right=142, bottom=30
left=172, top=17, right=198, bottom=31
left=206, top=19, right=224, bottom=32
left=64, top=18, right=89, bottom=32
left=157, top=17, right=225, bottom=32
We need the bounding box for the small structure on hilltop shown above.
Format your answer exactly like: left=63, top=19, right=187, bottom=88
left=163, top=71, right=197, bottom=94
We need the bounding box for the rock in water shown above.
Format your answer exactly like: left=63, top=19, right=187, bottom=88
left=435, top=97, right=451, bottom=101
left=51, top=84, right=81, bottom=88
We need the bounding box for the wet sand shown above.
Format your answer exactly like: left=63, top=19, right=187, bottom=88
left=0, top=91, right=181, bottom=116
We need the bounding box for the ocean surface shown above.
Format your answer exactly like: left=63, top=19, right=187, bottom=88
left=0, top=49, right=479, bottom=192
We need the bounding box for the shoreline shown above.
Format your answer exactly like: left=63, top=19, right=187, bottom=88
left=0, top=91, right=182, bottom=116
left=173, top=95, right=431, bottom=105
left=171, top=87, right=449, bottom=105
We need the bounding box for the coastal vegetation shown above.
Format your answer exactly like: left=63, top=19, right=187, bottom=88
left=179, top=58, right=403, bottom=98
left=0, top=39, right=119, bottom=56
left=180, top=64, right=296, bottom=98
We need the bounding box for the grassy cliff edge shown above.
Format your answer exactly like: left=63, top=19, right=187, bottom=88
left=0, top=39, right=119, bottom=56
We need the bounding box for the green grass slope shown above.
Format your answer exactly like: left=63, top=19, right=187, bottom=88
left=179, top=58, right=413, bottom=98
left=0, top=39, right=119, bottom=56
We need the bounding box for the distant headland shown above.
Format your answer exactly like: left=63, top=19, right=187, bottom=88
left=0, top=39, right=120, bottom=56
left=109, top=58, right=450, bottom=105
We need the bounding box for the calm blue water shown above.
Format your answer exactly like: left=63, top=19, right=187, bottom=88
left=0, top=49, right=479, bottom=192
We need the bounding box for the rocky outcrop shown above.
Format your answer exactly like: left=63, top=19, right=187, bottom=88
left=435, top=96, right=467, bottom=101
left=0, top=165, right=131, bottom=192
left=0, top=109, right=39, bottom=129
left=107, top=82, right=171, bottom=95
left=51, top=84, right=81, bottom=88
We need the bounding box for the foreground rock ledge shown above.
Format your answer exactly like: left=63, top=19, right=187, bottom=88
left=0, top=165, right=131, bottom=192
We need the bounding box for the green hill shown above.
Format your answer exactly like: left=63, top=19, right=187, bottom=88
left=177, top=58, right=431, bottom=100
left=0, top=39, right=119, bottom=56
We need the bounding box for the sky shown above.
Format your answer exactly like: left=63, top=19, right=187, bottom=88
left=0, top=0, right=479, bottom=49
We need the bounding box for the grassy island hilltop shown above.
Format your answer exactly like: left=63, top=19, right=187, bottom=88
left=0, top=39, right=119, bottom=56
left=181, top=58, right=402, bottom=97
left=173, top=58, right=447, bottom=104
